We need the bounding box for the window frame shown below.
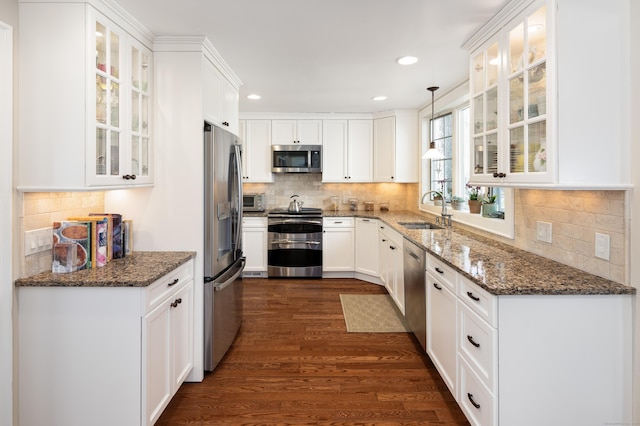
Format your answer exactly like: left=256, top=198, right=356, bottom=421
left=419, top=84, right=515, bottom=239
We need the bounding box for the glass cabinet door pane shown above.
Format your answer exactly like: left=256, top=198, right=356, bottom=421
left=528, top=6, right=547, bottom=64
left=110, top=81, right=119, bottom=127
left=528, top=63, right=546, bottom=119
left=110, top=131, right=120, bottom=175
left=141, top=138, right=149, bottom=176
left=473, top=95, right=484, bottom=134
left=141, top=53, right=149, bottom=92
left=131, top=47, right=140, bottom=89
left=131, top=92, right=139, bottom=132
left=486, top=43, right=499, bottom=86
left=509, top=76, right=524, bottom=124
left=473, top=137, right=484, bottom=174
left=96, top=128, right=107, bottom=175
left=96, top=76, right=107, bottom=124
left=141, top=95, right=149, bottom=133
left=487, top=134, right=498, bottom=174
left=472, top=53, right=485, bottom=93
left=110, top=31, right=119, bottom=78
left=528, top=121, right=547, bottom=172
left=131, top=136, right=139, bottom=175
left=486, top=87, right=498, bottom=131
left=509, top=23, right=524, bottom=74
left=96, top=23, right=106, bottom=72
left=509, top=127, right=524, bottom=173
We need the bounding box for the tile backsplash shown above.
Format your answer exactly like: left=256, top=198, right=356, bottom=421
left=21, top=192, right=105, bottom=276
left=20, top=183, right=628, bottom=285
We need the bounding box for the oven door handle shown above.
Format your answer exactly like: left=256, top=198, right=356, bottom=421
left=271, top=239, right=321, bottom=245
left=268, top=218, right=323, bottom=226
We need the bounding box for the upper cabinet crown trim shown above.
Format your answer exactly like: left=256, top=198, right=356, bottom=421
left=153, top=36, right=243, bottom=89
left=461, top=0, right=539, bottom=52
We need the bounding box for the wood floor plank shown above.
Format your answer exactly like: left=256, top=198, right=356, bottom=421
left=156, top=278, right=470, bottom=425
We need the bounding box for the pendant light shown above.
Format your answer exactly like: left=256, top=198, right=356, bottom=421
left=422, top=86, right=444, bottom=160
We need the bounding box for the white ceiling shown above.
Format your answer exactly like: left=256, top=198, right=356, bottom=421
left=116, top=0, right=510, bottom=113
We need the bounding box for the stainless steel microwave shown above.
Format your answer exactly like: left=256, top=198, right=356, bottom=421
left=271, top=145, right=322, bottom=173
left=243, top=193, right=266, bottom=212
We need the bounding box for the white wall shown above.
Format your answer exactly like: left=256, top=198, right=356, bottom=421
left=630, top=1, right=640, bottom=421
left=1, top=2, right=18, bottom=426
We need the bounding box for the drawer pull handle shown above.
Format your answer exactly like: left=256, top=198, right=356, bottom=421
left=168, top=278, right=179, bottom=287
left=467, top=291, right=480, bottom=302
left=435, top=267, right=444, bottom=274
left=170, top=298, right=183, bottom=308
left=390, top=246, right=396, bottom=250
left=467, top=393, right=481, bottom=409
left=467, top=335, right=481, bottom=348
left=334, top=221, right=343, bottom=224
left=433, top=283, right=442, bottom=291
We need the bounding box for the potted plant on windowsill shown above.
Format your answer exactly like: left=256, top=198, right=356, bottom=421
left=466, top=183, right=482, bottom=214
left=481, top=194, right=498, bottom=217
left=450, top=196, right=465, bottom=210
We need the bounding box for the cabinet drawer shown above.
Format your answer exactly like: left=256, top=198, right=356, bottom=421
left=459, top=302, right=497, bottom=393
left=323, top=217, right=354, bottom=228
left=427, top=253, right=456, bottom=292
left=144, top=260, right=194, bottom=313
left=379, top=223, right=403, bottom=245
left=459, top=356, right=496, bottom=426
left=242, top=217, right=267, bottom=228
left=458, top=275, right=497, bottom=328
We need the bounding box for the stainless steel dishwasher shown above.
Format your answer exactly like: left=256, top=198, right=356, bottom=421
left=403, top=238, right=427, bottom=351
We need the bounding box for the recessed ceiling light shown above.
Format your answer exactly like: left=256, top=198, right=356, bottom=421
left=396, top=56, right=418, bottom=65
left=372, top=96, right=387, bottom=101
left=247, top=94, right=261, bottom=100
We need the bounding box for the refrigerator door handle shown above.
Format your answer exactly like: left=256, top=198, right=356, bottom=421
left=233, top=144, right=243, bottom=254
left=213, top=258, right=245, bottom=292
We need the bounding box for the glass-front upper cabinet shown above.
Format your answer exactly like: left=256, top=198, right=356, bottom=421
left=88, top=12, right=153, bottom=187
left=471, top=42, right=499, bottom=180
left=466, top=1, right=552, bottom=186
left=507, top=5, right=548, bottom=178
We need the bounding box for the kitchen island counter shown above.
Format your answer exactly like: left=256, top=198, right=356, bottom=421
left=15, top=251, right=196, bottom=287
left=323, top=209, right=635, bottom=296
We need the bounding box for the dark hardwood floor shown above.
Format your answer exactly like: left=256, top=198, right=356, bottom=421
left=156, top=278, right=470, bottom=425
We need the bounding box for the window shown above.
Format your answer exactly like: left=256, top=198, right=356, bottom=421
left=420, top=90, right=514, bottom=239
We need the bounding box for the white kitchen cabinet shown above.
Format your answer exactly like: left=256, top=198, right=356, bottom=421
left=464, top=0, right=631, bottom=188
left=239, top=120, right=274, bottom=182
left=322, top=217, right=355, bottom=275
left=354, top=218, right=379, bottom=277
left=144, top=277, right=193, bottom=425
left=18, top=2, right=154, bottom=191
left=373, top=111, right=419, bottom=182
left=272, top=119, right=323, bottom=145
left=242, top=217, right=268, bottom=277
left=322, top=119, right=373, bottom=182
left=426, top=269, right=458, bottom=395
left=204, top=58, right=239, bottom=134
left=18, top=259, right=195, bottom=426
left=378, top=223, right=404, bottom=314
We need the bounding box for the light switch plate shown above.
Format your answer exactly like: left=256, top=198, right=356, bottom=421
left=595, top=232, right=610, bottom=261
left=536, top=221, right=552, bottom=243
left=24, top=227, right=53, bottom=256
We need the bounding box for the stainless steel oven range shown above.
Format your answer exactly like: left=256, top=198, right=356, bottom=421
left=267, top=208, right=323, bottom=278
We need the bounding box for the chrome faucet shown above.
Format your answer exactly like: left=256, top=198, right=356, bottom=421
left=421, top=190, right=453, bottom=227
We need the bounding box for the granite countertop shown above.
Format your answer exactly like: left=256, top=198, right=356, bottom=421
left=15, top=251, right=196, bottom=288
left=323, top=209, right=636, bottom=296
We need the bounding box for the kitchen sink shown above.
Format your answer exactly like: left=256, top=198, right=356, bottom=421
left=398, top=221, right=443, bottom=230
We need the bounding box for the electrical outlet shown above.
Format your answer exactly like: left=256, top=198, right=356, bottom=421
left=595, top=232, right=610, bottom=261
left=536, top=221, right=552, bottom=243
left=24, top=227, right=53, bottom=256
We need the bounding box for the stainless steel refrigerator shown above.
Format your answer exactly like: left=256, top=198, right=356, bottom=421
left=204, top=122, right=245, bottom=372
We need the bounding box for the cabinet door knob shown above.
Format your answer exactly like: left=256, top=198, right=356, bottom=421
left=222, top=122, right=229, bottom=126
left=493, top=172, right=506, bottom=178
